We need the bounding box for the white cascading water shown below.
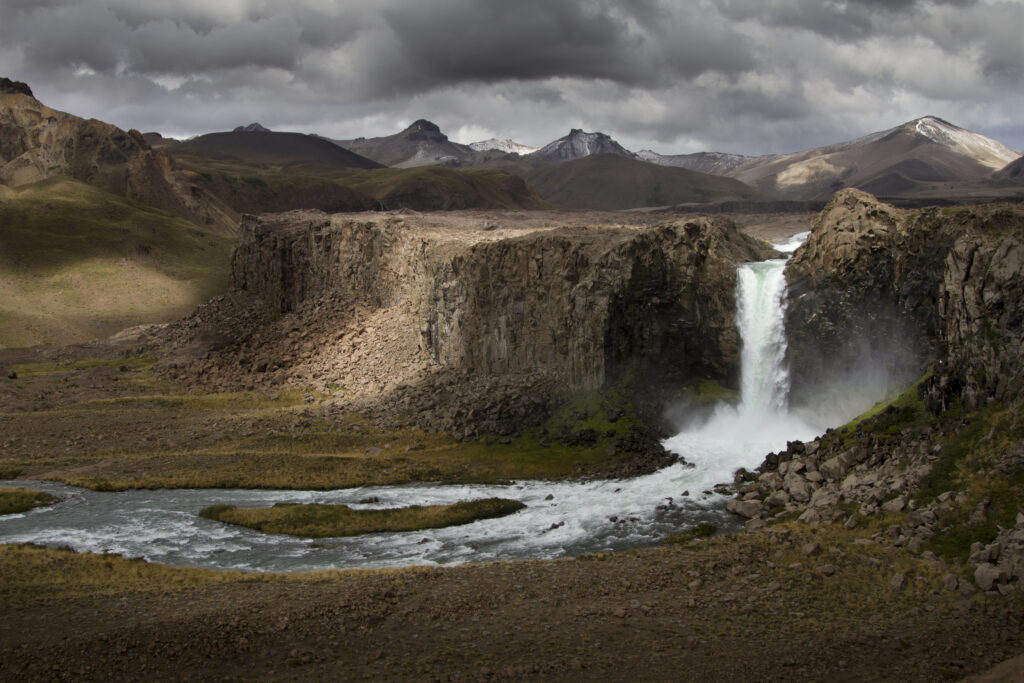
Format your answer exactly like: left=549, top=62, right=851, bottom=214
left=661, top=234, right=822, bottom=489
left=1, top=232, right=851, bottom=572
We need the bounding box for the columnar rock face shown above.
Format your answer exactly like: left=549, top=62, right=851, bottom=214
left=934, top=207, right=1024, bottom=410
left=783, top=189, right=957, bottom=408
left=784, top=189, right=1024, bottom=412
left=231, top=211, right=774, bottom=399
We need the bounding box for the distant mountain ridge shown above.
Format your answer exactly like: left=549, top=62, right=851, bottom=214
left=337, top=119, right=474, bottom=168
left=637, top=150, right=748, bottom=175
left=995, top=156, right=1024, bottom=180
left=523, top=153, right=765, bottom=210
left=722, top=116, right=1022, bottom=200
left=173, top=130, right=383, bottom=171
left=234, top=122, right=271, bottom=133
left=469, top=138, right=539, bottom=155
left=533, top=129, right=636, bottom=163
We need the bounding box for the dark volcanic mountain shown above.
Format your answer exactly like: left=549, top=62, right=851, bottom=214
left=995, top=156, right=1024, bottom=181
left=142, top=132, right=180, bottom=149
left=524, top=153, right=765, bottom=210
left=533, top=129, right=636, bottom=163
left=172, top=131, right=382, bottom=171
left=725, top=116, right=1020, bottom=200
left=336, top=119, right=474, bottom=168
left=233, top=122, right=271, bottom=133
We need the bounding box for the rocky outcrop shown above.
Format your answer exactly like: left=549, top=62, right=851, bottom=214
left=0, top=85, right=234, bottom=230
left=0, top=77, right=32, bottom=97
left=731, top=192, right=1024, bottom=595
left=784, top=189, right=959, bottom=408
left=931, top=207, right=1024, bottom=410
left=784, top=189, right=1024, bottom=412
left=172, top=211, right=775, bottom=436
left=969, top=512, right=1024, bottom=595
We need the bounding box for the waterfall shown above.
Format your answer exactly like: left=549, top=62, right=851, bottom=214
left=661, top=241, right=821, bottom=482
left=736, top=259, right=790, bottom=415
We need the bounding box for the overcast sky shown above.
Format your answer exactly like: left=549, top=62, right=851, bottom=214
left=1, top=0, right=1021, bottom=155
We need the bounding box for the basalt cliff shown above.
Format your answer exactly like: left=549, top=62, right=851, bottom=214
left=732, top=189, right=1024, bottom=596
left=784, top=188, right=1024, bottom=412
left=159, top=211, right=775, bottom=440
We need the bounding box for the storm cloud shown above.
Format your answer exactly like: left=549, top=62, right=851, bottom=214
left=0, top=0, right=1020, bottom=154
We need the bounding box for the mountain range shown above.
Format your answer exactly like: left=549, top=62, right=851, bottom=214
left=1, top=74, right=1022, bottom=350
left=3, top=75, right=1021, bottom=219
left=319, top=116, right=1022, bottom=205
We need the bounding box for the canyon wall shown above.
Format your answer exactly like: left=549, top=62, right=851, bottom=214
left=784, top=189, right=1024, bottom=411
left=933, top=207, right=1024, bottom=409
left=218, top=211, right=776, bottom=434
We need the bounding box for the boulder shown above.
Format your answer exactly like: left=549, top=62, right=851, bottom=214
left=784, top=472, right=811, bottom=503
left=809, top=487, right=840, bottom=509
left=820, top=453, right=853, bottom=481
left=974, top=562, right=1006, bottom=591
left=727, top=499, right=763, bottom=519
left=881, top=496, right=907, bottom=514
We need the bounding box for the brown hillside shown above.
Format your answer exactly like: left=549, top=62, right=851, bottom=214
left=0, top=88, right=234, bottom=231
left=173, top=131, right=383, bottom=171
left=525, top=154, right=765, bottom=210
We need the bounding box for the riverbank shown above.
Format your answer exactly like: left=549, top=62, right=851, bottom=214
left=0, top=344, right=669, bottom=491
left=2, top=524, right=1021, bottom=681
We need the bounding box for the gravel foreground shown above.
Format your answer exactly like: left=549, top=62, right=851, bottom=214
left=2, top=528, right=1022, bottom=682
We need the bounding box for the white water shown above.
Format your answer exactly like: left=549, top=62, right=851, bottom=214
left=0, top=231, right=847, bottom=572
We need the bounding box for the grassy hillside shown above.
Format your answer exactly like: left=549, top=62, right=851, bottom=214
left=173, top=151, right=548, bottom=213
left=525, top=154, right=766, bottom=210
left=0, top=178, right=233, bottom=348
left=337, top=166, right=548, bottom=210
left=172, top=131, right=383, bottom=171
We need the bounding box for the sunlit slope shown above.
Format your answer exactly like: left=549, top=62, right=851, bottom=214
left=0, top=178, right=233, bottom=348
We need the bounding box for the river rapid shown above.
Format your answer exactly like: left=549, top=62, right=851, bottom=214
left=0, top=231, right=869, bottom=573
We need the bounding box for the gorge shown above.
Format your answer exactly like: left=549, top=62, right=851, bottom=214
left=0, top=230, right=854, bottom=571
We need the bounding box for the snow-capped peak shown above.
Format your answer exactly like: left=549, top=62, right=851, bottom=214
left=468, top=138, right=539, bottom=155
left=534, top=129, right=636, bottom=162
left=912, top=116, right=1018, bottom=170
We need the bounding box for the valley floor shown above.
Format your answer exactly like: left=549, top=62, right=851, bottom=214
left=1, top=529, right=1022, bottom=681
left=1, top=339, right=1022, bottom=681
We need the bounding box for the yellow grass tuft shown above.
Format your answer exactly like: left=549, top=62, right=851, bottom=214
left=199, top=498, right=527, bottom=537
left=0, top=487, right=55, bottom=515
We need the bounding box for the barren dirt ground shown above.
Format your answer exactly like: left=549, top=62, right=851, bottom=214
left=1, top=533, right=1022, bottom=681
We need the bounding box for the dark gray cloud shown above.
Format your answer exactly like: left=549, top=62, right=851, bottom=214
left=0, top=0, right=1020, bottom=155
left=381, top=0, right=753, bottom=87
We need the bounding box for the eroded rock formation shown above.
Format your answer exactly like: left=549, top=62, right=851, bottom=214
left=783, top=189, right=1024, bottom=411
left=0, top=85, right=234, bottom=229
left=168, top=210, right=775, bottom=437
